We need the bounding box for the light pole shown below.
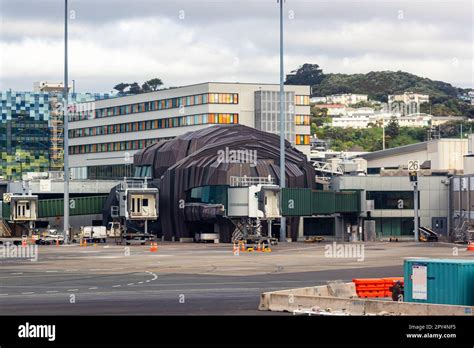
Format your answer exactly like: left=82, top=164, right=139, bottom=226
left=278, top=0, right=286, bottom=243
left=63, top=0, right=70, bottom=243
left=378, top=116, right=385, bottom=150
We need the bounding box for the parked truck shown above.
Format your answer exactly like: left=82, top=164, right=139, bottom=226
left=80, top=226, right=107, bottom=243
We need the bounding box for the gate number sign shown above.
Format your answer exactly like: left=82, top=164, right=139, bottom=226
left=408, top=160, right=420, bottom=171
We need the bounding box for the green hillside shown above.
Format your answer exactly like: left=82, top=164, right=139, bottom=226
left=286, top=64, right=473, bottom=117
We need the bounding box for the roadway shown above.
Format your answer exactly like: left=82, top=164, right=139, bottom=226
left=0, top=241, right=471, bottom=315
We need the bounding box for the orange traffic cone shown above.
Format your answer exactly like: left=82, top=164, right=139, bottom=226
left=83, top=239, right=87, bottom=247
left=150, top=242, right=158, bottom=252
left=257, top=242, right=261, bottom=252
left=241, top=242, right=245, bottom=252
left=467, top=242, right=474, bottom=251
left=56, top=239, right=60, bottom=247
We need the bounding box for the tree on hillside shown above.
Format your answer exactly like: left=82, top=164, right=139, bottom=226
left=385, top=117, right=400, bottom=139
left=285, top=63, right=325, bottom=86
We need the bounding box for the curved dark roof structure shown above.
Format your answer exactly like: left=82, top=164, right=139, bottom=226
left=132, top=124, right=316, bottom=242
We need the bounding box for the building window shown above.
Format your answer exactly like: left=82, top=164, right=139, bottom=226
left=69, top=113, right=239, bottom=138
left=296, top=115, right=310, bottom=125
left=295, top=134, right=310, bottom=145
left=374, top=218, right=414, bottom=236
left=295, top=95, right=310, bottom=106
left=71, top=93, right=239, bottom=122
left=366, top=191, right=419, bottom=210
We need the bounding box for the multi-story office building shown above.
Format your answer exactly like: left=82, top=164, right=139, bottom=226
left=0, top=88, right=110, bottom=180
left=326, top=93, right=368, bottom=105
left=388, top=92, right=429, bottom=105
left=69, top=82, right=311, bottom=180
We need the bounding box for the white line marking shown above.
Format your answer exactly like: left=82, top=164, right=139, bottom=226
left=88, top=287, right=98, bottom=290
left=0, top=293, right=9, bottom=296
left=145, top=280, right=150, bottom=283
left=138, top=282, right=144, bottom=284
left=11, top=272, right=23, bottom=275
left=112, top=285, right=121, bottom=288
left=46, top=270, right=58, bottom=273
left=67, top=289, right=78, bottom=292
left=127, top=283, right=134, bottom=286
left=46, top=291, right=58, bottom=293
left=21, top=292, right=35, bottom=295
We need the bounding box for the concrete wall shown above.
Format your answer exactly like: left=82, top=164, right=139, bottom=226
left=259, top=284, right=474, bottom=315
left=428, top=139, right=467, bottom=172
left=366, top=149, right=428, bottom=170
left=365, top=139, right=467, bottom=172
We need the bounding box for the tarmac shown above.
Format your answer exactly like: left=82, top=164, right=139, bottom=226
left=0, top=241, right=472, bottom=315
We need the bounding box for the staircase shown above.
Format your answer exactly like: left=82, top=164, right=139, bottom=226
left=453, top=218, right=473, bottom=243
left=0, top=219, right=12, bottom=237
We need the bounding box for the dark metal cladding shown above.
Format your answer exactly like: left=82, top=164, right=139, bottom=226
left=132, top=124, right=316, bottom=242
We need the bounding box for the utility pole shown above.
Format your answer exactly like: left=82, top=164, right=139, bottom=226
left=278, top=0, right=286, bottom=243
left=382, top=118, right=385, bottom=150
left=63, top=0, right=70, bottom=244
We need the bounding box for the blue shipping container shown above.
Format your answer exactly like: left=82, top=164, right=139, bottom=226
left=404, top=258, right=474, bottom=306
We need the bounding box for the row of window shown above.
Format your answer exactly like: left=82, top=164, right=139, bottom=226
left=295, top=95, right=310, bottom=106
left=69, top=138, right=164, bottom=155
left=69, top=113, right=239, bottom=138
left=70, top=93, right=239, bottom=121
left=295, top=134, right=311, bottom=145
left=295, top=115, right=311, bottom=125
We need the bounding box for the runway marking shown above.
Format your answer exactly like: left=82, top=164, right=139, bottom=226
left=67, top=289, right=79, bottom=292
left=137, top=282, right=144, bottom=284
left=46, top=291, right=58, bottom=293
left=88, top=287, right=98, bottom=290
left=11, top=272, right=23, bottom=275
left=127, top=283, right=134, bottom=286
left=21, top=292, right=35, bottom=295
left=146, top=271, right=158, bottom=281
left=112, top=285, right=121, bottom=288
left=46, top=270, right=59, bottom=273
left=145, top=280, right=150, bottom=283
left=0, top=293, right=9, bottom=296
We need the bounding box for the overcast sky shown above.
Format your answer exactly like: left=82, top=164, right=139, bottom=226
left=0, top=0, right=472, bottom=92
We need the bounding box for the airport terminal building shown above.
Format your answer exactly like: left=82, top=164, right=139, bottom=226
left=69, top=82, right=311, bottom=180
